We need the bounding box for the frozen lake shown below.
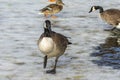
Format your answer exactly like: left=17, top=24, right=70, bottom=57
left=0, top=0, right=120, bottom=80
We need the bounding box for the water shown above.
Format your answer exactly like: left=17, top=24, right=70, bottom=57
left=0, top=0, right=120, bottom=80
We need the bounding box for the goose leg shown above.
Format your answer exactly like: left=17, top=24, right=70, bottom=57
left=46, top=57, right=59, bottom=74
left=44, top=55, right=47, bottom=68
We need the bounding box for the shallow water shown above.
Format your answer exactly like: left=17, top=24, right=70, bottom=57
left=0, top=0, right=120, bottom=80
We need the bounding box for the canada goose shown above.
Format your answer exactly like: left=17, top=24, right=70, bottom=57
left=38, top=20, right=71, bottom=74
left=40, top=0, right=64, bottom=18
left=89, top=6, right=120, bottom=29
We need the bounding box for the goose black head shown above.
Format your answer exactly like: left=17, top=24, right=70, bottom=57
left=43, top=20, right=52, bottom=37
left=89, top=6, right=104, bottom=13
left=44, top=20, right=52, bottom=31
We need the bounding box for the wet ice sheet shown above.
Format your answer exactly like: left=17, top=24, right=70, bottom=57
left=0, top=0, right=120, bottom=80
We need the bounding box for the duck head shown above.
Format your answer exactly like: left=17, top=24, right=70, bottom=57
left=56, top=0, right=64, bottom=6
left=89, top=6, right=104, bottom=13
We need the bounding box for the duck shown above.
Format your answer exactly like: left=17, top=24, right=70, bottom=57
left=38, top=20, right=71, bottom=74
left=89, top=6, right=120, bottom=30
left=40, top=0, right=64, bottom=18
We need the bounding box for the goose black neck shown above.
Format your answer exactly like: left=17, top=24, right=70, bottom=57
left=44, top=28, right=51, bottom=37
left=98, top=6, right=104, bottom=13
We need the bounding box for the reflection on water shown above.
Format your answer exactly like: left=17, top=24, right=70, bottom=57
left=91, top=29, right=120, bottom=69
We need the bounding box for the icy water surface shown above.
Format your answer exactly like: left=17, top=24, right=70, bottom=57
left=0, top=0, right=120, bottom=80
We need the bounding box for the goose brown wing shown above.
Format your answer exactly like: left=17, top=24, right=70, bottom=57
left=51, top=32, right=71, bottom=51
left=101, top=9, right=120, bottom=25
left=104, top=9, right=120, bottom=19
left=41, top=4, right=58, bottom=12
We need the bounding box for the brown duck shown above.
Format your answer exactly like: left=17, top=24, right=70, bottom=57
left=40, top=0, right=64, bottom=18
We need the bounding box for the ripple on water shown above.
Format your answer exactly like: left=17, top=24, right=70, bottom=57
left=91, top=35, right=120, bottom=69
left=0, top=0, right=120, bottom=80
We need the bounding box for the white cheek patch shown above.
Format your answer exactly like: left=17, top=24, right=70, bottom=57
left=92, top=7, right=96, bottom=11
left=116, top=23, right=120, bottom=29
left=43, top=22, right=46, bottom=28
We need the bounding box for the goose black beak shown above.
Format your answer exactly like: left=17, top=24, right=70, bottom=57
left=89, top=9, right=92, bottom=13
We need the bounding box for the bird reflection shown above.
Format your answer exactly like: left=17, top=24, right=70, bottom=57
left=91, top=30, right=120, bottom=69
